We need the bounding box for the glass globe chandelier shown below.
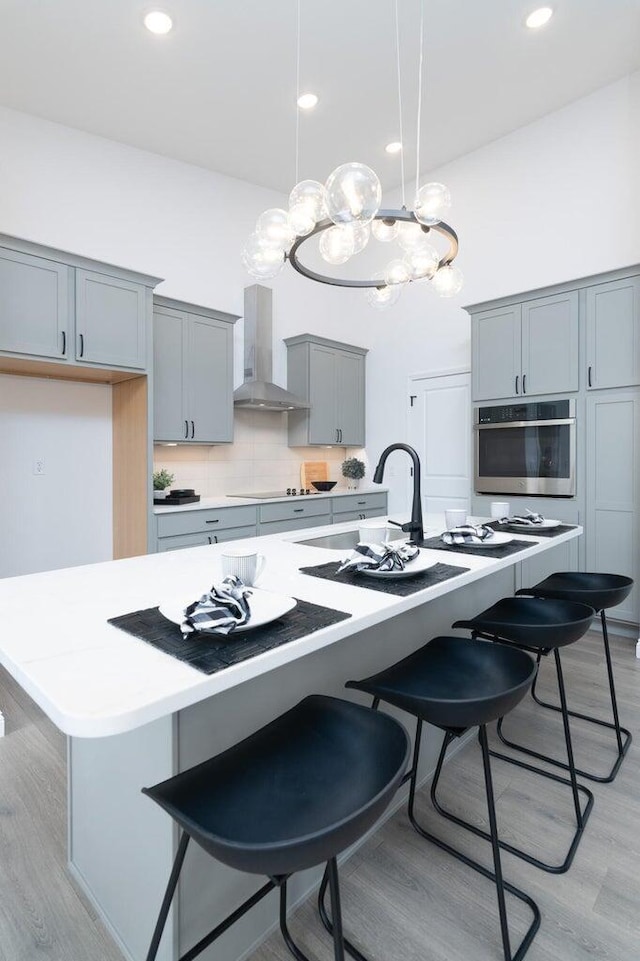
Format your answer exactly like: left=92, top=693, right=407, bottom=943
left=241, top=0, right=462, bottom=308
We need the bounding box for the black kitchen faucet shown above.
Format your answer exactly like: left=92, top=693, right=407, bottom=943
left=373, top=443, right=425, bottom=546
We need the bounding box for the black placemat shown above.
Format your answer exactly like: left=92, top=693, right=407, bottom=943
left=487, top=520, right=578, bottom=538
left=299, top=561, right=469, bottom=596
left=420, top=535, right=533, bottom=558
left=108, top=599, right=351, bottom=675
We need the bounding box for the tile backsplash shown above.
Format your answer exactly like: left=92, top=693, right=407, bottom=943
left=154, top=410, right=364, bottom=495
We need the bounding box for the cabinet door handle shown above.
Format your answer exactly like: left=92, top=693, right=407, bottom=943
left=208, top=535, right=212, bottom=545
left=588, top=365, right=592, bottom=387
left=61, top=331, right=66, bottom=356
left=293, top=508, right=304, bottom=513
left=79, top=333, right=84, bottom=357
left=205, top=519, right=219, bottom=524
left=190, top=420, right=195, bottom=439
left=515, top=374, right=519, bottom=395
left=339, top=429, right=343, bottom=442
left=184, top=420, right=189, bottom=439
left=335, top=428, right=339, bottom=443
left=522, top=374, right=527, bottom=394
left=357, top=501, right=366, bottom=505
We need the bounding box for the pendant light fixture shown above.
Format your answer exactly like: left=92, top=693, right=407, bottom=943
left=241, top=0, right=462, bottom=308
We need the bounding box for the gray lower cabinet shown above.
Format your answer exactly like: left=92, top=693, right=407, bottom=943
left=586, top=276, right=640, bottom=390
left=0, top=247, right=72, bottom=360
left=156, top=505, right=258, bottom=551
left=286, top=335, right=367, bottom=446
left=585, top=389, right=640, bottom=623
left=471, top=293, right=578, bottom=401
left=332, top=492, right=388, bottom=517
left=157, top=527, right=258, bottom=551
left=258, top=499, right=331, bottom=534
left=335, top=508, right=386, bottom=523
left=153, top=297, right=238, bottom=444
left=75, top=269, right=147, bottom=369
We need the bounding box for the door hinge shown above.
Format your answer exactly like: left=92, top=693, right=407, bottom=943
left=410, top=395, right=417, bottom=407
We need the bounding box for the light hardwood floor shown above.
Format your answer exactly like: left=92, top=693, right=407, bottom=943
left=0, top=628, right=637, bottom=961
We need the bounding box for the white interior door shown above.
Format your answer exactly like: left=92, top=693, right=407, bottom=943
left=408, top=370, right=471, bottom=516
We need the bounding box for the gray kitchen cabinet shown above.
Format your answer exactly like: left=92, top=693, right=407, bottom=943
left=585, top=389, right=640, bottom=623
left=75, top=269, right=147, bottom=369
left=155, top=503, right=258, bottom=551
left=471, top=293, right=578, bottom=401
left=153, top=297, right=238, bottom=444
left=332, top=492, right=388, bottom=516
left=586, top=276, right=640, bottom=390
left=286, top=334, right=367, bottom=446
left=334, top=508, right=386, bottom=523
left=0, top=247, right=72, bottom=360
left=157, top=526, right=258, bottom=551
left=259, top=515, right=332, bottom=536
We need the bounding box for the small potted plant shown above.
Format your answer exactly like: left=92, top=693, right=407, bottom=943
left=153, top=468, right=175, bottom=499
left=341, top=457, right=365, bottom=490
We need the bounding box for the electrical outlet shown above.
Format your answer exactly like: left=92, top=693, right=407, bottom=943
left=33, top=459, right=45, bottom=476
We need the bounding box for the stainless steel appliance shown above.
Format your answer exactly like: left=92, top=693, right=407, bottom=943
left=474, top=400, right=576, bottom=497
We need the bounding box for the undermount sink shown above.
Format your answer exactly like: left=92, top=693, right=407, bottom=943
left=294, top=527, right=407, bottom=551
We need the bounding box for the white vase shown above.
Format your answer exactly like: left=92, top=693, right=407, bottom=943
left=346, top=479, right=359, bottom=491
left=154, top=489, right=168, bottom=499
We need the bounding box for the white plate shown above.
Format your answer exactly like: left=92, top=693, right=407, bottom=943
left=355, top=550, right=438, bottom=579
left=159, top=589, right=297, bottom=634
left=504, top=518, right=562, bottom=530
left=453, top=531, right=514, bottom=549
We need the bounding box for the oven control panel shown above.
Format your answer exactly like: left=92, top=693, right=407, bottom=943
left=477, top=399, right=573, bottom=424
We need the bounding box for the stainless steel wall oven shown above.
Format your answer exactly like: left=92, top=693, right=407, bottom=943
left=474, top=400, right=576, bottom=497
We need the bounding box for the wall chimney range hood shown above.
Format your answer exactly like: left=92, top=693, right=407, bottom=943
left=233, top=285, right=310, bottom=412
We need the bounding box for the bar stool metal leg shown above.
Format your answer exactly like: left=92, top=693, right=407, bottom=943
left=529, top=610, right=632, bottom=782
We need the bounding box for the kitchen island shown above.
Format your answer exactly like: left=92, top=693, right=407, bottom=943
left=0, top=516, right=581, bottom=961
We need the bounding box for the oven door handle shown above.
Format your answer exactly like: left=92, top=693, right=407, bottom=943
left=474, top=418, right=576, bottom=429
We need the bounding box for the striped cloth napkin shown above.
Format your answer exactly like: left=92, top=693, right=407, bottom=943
left=499, top=509, right=544, bottom=526
left=338, top=541, right=419, bottom=573
left=441, top=524, right=495, bottom=545
left=180, top=575, right=252, bottom=636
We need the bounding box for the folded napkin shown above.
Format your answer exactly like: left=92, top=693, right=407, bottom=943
left=180, top=575, right=252, bottom=637
left=441, top=524, right=494, bottom=546
left=499, top=509, right=544, bottom=526
left=338, top=541, right=420, bottom=573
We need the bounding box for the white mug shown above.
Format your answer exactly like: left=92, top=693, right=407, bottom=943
left=221, top=549, right=266, bottom=586
left=444, top=508, right=467, bottom=530
left=358, top=521, right=391, bottom=545
left=490, top=501, right=511, bottom=520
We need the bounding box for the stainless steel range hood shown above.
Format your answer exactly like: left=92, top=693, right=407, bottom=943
left=233, top=285, right=310, bottom=411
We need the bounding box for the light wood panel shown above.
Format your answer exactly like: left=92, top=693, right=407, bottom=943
left=0, top=354, right=141, bottom=384
left=112, top=375, right=148, bottom=559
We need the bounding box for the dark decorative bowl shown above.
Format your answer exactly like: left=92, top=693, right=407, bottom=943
left=311, top=481, right=337, bottom=492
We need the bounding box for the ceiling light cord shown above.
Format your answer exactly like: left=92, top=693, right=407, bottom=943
left=295, top=0, right=301, bottom=184
left=415, top=0, right=425, bottom=204
left=394, top=0, right=406, bottom=208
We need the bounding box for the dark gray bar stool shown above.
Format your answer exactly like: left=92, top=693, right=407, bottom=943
left=453, top=596, right=595, bottom=874
left=341, top=635, right=540, bottom=961
left=142, top=695, right=410, bottom=961
left=516, top=571, right=633, bottom=782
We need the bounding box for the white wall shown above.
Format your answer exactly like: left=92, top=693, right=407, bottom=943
left=1, top=74, right=639, bottom=518
left=0, top=374, right=112, bottom=576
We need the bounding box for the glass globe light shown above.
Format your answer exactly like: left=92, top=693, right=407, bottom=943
left=289, top=180, right=327, bottom=223
left=365, top=283, right=401, bottom=310
left=404, top=244, right=439, bottom=281
left=397, top=220, right=428, bottom=252
left=325, top=162, right=382, bottom=226
left=414, top=182, right=451, bottom=226
left=256, top=208, right=295, bottom=250
left=384, top=258, right=411, bottom=287
left=319, top=225, right=355, bottom=265
left=432, top=263, right=464, bottom=297
left=343, top=222, right=370, bottom=255
left=241, top=234, right=285, bottom=279
left=372, top=218, right=398, bottom=243
left=288, top=203, right=316, bottom=237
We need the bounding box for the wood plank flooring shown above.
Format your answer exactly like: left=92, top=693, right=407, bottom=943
left=0, top=628, right=637, bottom=961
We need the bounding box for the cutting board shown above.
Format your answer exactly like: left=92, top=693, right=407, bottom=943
left=301, top=461, right=329, bottom=489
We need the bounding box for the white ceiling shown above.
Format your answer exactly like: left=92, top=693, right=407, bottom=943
left=0, top=0, right=639, bottom=195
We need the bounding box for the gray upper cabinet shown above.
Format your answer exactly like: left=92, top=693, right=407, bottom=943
left=153, top=297, right=237, bottom=444
left=471, top=293, right=578, bottom=401
left=286, top=334, right=367, bottom=447
left=0, top=248, right=72, bottom=360
left=75, top=270, right=146, bottom=369
left=471, top=305, right=521, bottom=401
left=586, top=277, right=640, bottom=390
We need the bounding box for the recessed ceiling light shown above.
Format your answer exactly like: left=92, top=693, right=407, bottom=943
left=297, top=93, right=319, bottom=110
left=385, top=142, right=403, bottom=154
left=144, top=11, right=173, bottom=35
left=525, top=6, right=553, bottom=29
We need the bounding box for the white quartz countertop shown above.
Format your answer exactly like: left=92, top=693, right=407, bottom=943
left=153, top=487, right=389, bottom=513
left=0, top=515, right=581, bottom=738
